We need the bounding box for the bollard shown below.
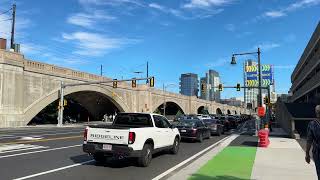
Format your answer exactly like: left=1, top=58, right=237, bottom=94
left=258, top=129, right=270, bottom=148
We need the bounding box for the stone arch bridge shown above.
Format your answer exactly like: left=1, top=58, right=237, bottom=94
left=0, top=50, right=248, bottom=127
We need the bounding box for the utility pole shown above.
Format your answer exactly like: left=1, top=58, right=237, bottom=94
left=100, top=65, right=103, bottom=76
left=10, top=3, right=16, bottom=49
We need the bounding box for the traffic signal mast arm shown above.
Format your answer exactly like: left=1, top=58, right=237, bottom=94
left=61, top=77, right=155, bottom=88
left=214, top=85, right=269, bottom=90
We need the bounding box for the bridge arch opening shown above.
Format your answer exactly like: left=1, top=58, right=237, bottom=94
left=154, top=101, right=184, bottom=119
left=28, top=90, right=125, bottom=125
left=216, top=108, right=223, bottom=115
left=227, top=109, right=231, bottom=115
left=197, top=106, right=209, bottom=114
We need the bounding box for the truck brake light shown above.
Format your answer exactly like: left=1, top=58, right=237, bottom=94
left=84, top=127, right=88, bottom=141
left=128, top=132, right=135, bottom=144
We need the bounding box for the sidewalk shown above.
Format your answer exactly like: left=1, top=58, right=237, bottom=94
left=168, top=132, right=318, bottom=180
left=251, top=137, right=317, bottom=180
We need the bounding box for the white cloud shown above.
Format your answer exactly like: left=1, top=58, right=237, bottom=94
left=284, top=33, right=296, bottom=43
left=225, top=23, right=235, bottom=31
left=62, top=31, right=140, bottom=56
left=206, top=58, right=229, bottom=67
left=20, top=43, right=45, bottom=55
left=253, top=42, right=280, bottom=51
left=79, top=0, right=145, bottom=7
left=263, top=0, right=320, bottom=19
left=264, top=11, right=286, bottom=18
left=67, top=11, right=116, bottom=27
left=149, top=3, right=165, bottom=11
left=183, top=0, right=233, bottom=9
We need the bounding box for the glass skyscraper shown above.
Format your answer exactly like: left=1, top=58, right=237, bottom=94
left=200, top=70, right=221, bottom=102
left=179, top=73, right=199, bottom=96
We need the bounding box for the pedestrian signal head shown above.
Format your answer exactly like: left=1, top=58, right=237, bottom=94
left=218, top=84, right=223, bottom=91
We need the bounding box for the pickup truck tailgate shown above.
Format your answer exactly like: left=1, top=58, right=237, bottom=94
left=87, top=128, right=129, bottom=145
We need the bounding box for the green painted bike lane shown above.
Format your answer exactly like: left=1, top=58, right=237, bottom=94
left=189, top=146, right=257, bottom=180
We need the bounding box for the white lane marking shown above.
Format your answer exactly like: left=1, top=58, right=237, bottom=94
left=19, top=136, right=43, bottom=141
left=0, top=132, right=81, bottom=140
left=152, top=135, right=233, bottom=180
left=1, top=129, right=83, bottom=136
left=0, top=144, right=82, bottom=159
left=0, top=144, right=48, bottom=153
left=13, top=160, right=95, bottom=180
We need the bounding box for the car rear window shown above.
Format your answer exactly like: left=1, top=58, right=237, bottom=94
left=203, top=119, right=217, bottom=124
left=177, top=120, right=196, bottom=127
left=113, top=114, right=153, bottom=127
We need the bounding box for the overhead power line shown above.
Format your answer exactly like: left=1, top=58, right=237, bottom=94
left=0, top=8, right=12, bottom=16
left=0, top=18, right=12, bottom=22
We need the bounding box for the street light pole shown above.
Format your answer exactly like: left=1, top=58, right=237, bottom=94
left=257, top=48, right=262, bottom=107
left=162, top=83, right=178, bottom=117
left=163, top=83, right=166, bottom=117
left=231, top=48, right=263, bottom=108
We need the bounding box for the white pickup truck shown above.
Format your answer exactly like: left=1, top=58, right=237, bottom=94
left=83, top=113, right=180, bottom=167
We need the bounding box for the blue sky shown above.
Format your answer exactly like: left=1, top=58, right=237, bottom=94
left=0, top=0, right=319, bottom=98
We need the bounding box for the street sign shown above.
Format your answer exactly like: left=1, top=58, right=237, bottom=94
left=257, top=107, right=266, bottom=117
left=245, top=64, right=273, bottom=87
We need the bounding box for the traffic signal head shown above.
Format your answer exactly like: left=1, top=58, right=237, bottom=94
left=236, top=83, right=241, bottom=91
left=113, top=79, right=117, bottom=88
left=149, top=77, right=154, bottom=87
left=218, top=84, right=223, bottom=91
left=264, top=96, right=270, bottom=104
left=63, top=99, right=67, bottom=106
left=132, top=79, right=137, bottom=88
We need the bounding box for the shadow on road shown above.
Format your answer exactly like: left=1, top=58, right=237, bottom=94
left=190, top=174, right=250, bottom=180
left=70, top=150, right=176, bottom=168
left=70, top=154, right=92, bottom=163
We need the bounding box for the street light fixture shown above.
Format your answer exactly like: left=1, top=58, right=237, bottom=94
left=230, top=48, right=262, bottom=107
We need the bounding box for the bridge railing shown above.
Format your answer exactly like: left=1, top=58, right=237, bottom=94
left=23, top=59, right=114, bottom=82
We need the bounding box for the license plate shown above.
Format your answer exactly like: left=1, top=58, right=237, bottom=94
left=103, top=144, right=112, bottom=151
left=180, top=130, right=186, bottom=132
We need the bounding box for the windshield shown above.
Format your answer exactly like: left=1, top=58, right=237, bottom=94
left=113, top=114, right=153, bottom=127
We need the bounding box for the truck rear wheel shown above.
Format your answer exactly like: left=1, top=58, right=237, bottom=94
left=93, top=153, right=106, bottom=164
left=137, top=144, right=152, bottom=167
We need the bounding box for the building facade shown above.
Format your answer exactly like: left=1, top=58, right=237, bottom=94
left=200, top=70, right=220, bottom=102
left=179, top=73, right=199, bottom=97
left=290, top=22, right=320, bottom=103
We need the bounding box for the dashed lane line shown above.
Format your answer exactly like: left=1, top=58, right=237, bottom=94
left=0, top=135, right=82, bottom=145
left=0, top=144, right=82, bottom=159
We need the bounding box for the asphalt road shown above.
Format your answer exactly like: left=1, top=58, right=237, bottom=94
left=0, top=125, right=228, bottom=180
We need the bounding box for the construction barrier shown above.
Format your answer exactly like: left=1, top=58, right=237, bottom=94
left=258, top=129, right=270, bottom=148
